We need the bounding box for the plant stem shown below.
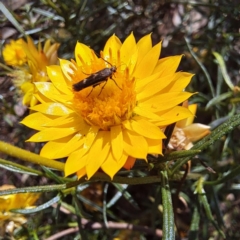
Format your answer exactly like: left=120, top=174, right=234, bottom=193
left=0, top=141, right=64, bottom=171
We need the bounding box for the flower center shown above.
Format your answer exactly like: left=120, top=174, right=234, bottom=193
left=70, top=57, right=136, bottom=130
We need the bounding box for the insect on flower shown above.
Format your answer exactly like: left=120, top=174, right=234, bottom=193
left=72, top=58, right=121, bottom=94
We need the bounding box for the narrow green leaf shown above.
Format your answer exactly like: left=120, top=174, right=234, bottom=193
left=0, top=158, right=43, bottom=176
left=11, top=195, right=61, bottom=214
left=198, top=192, right=225, bottom=238
left=185, top=37, right=215, bottom=97
left=73, top=194, right=92, bottom=219
left=109, top=183, right=139, bottom=209
left=0, top=184, right=67, bottom=196
left=160, top=170, right=175, bottom=240
left=41, top=166, right=65, bottom=183
left=206, top=91, right=233, bottom=110
left=73, top=194, right=87, bottom=239
left=213, top=51, right=234, bottom=90
left=189, top=206, right=200, bottom=240
left=0, top=2, right=25, bottom=35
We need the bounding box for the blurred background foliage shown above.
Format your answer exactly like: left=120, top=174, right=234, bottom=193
left=0, top=0, right=240, bottom=239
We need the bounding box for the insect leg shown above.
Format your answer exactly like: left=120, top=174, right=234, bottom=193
left=98, top=81, right=108, bottom=96
left=86, top=87, right=94, bottom=97
left=110, top=76, right=122, bottom=90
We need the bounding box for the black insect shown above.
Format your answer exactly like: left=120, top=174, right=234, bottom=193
left=72, top=60, right=121, bottom=95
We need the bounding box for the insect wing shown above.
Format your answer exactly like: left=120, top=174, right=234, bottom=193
left=73, top=68, right=115, bottom=91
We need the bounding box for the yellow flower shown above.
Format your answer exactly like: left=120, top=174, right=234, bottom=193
left=21, top=33, right=194, bottom=179
left=0, top=185, right=40, bottom=235
left=168, top=101, right=211, bottom=150
left=11, top=37, right=60, bottom=107
left=2, top=39, right=27, bottom=66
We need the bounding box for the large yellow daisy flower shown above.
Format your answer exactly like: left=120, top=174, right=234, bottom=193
left=22, top=33, right=194, bottom=179
left=11, top=37, right=60, bottom=107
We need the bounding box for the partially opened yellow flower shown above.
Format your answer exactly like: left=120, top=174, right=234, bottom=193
left=22, top=33, right=194, bottom=179
left=168, top=101, right=211, bottom=150
left=11, top=37, right=60, bottom=106
left=2, top=39, right=27, bottom=66
left=0, top=185, right=40, bottom=235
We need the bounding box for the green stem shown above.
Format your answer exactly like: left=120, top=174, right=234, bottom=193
left=0, top=141, right=64, bottom=171
left=160, top=170, right=175, bottom=240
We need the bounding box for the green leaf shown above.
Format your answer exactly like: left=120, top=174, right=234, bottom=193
left=160, top=170, right=175, bottom=240
left=0, top=158, right=43, bottom=176
left=0, top=2, right=25, bottom=35
left=213, top=51, right=235, bottom=91
left=109, top=183, right=139, bottom=209
left=41, top=166, right=65, bottom=183
left=73, top=194, right=92, bottom=219
left=198, top=188, right=225, bottom=238
left=206, top=91, right=233, bottom=110
left=11, top=195, right=61, bottom=214
left=0, top=184, right=67, bottom=196
left=189, top=206, right=200, bottom=240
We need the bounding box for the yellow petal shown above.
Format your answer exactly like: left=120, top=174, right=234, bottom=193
left=136, top=74, right=177, bottom=101
left=35, top=82, right=72, bottom=103
left=120, top=32, right=137, bottom=66
left=141, top=92, right=194, bottom=112
left=22, top=92, right=34, bottom=106
left=30, top=102, right=73, bottom=116
left=30, top=95, right=39, bottom=107
left=135, top=71, right=173, bottom=93
left=183, top=123, right=211, bottom=142
left=146, top=138, right=163, bottom=155
left=76, top=167, right=87, bottom=179
left=75, top=42, right=93, bottom=66
left=21, top=82, right=34, bottom=93
left=101, top=151, right=128, bottom=179
left=27, top=128, right=76, bottom=142
left=84, top=126, right=99, bottom=152
left=162, top=72, right=194, bottom=93
left=110, top=125, right=123, bottom=161
left=154, top=106, right=193, bottom=126
left=59, top=59, right=76, bottom=82
left=47, top=64, right=72, bottom=93
left=136, top=33, right=153, bottom=66
left=133, top=41, right=161, bottom=78
left=123, top=139, right=146, bottom=159
left=103, top=34, right=122, bottom=63
left=153, top=55, right=183, bottom=76
left=43, top=113, right=89, bottom=132
left=40, top=135, right=74, bottom=158
left=123, top=118, right=165, bottom=139
left=65, top=151, right=88, bottom=176
left=53, top=134, right=85, bottom=158
left=177, top=103, right=197, bottom=128
left=133, top=105, right=163, bottom=121
left=86, top=131, right=110, bottom=179
left=122, top=129, right=148, bottom=159
left=21, top=112, right=54, bottom=130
